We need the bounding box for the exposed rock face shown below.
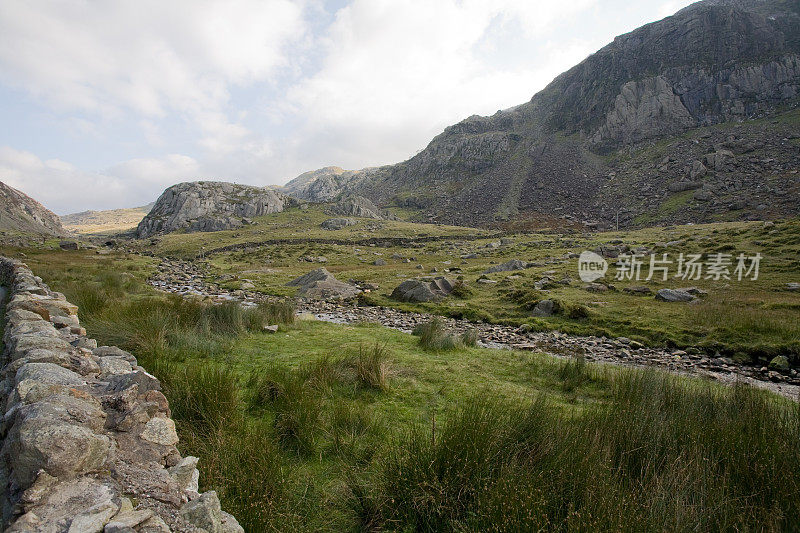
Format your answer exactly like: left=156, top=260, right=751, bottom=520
left=285, top=0, right=800, bottom=228
left=326, top=195, right=383, bottom=219
left=0, top=181, right=67, bottom=236
left=0, top=257, right=243, bottom=532
left=391, top=278, right=454, bottom=302
left=286, top=268, right=361, bottom=299
left=137, top=181, right=292, bottom=238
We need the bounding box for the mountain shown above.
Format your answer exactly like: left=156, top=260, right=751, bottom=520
left=0, top=181, right=67, bottom=236
left=137, top=181, right=293, bottom=238
left=284, top=0, right=800, bottom=229
left=61, top=203, right=154, bottom=235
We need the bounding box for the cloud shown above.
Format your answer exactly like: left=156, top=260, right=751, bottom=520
left=0, top=0, right=308, bottom=159
left=0, top=146, right=200, bottom=214
left=278, top=0, right=600, bottom=172
left=0, top=0, right=699, bottom=212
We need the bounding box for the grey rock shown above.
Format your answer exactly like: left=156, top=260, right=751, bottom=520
left=321, top=217, right=356, bottom=230
left=141, top=416, right=179, bottom=446
left=180, top=491, right=223, bottom=533
left=483, top=259, right=531, bottom=274
left=169, top=455, right=200, bottom=491
left=287, top=268, right=360, bottom=299
left=104, top=509, right=155, bottom=532
left=655, top=288, right=695, bottom=302
left=9, top=418, right=111, bottom=487
left=137, top=181, right=292, bottom=238
left=531, top=299, right=557, bottom=317
left=68, top=500, right=119, bottom=533
left=326, top=195, right=383, bottom=219
left=391, top=278, right=454, bottom=302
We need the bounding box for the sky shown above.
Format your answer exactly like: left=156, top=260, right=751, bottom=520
left=0, top=0, right=695, bottom=215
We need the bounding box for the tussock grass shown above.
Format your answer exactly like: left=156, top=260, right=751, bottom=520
left=413, top=318, right=478, bottom=351
left=371, top=373, right=800, bottom=531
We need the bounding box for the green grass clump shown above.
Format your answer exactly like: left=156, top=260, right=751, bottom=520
left=413, top=318, right=477, bottom=351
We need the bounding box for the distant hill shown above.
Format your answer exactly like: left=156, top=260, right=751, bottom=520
left=284, top=0, right=800, bottom=229
left=0, top=181, right=67, bottom=236
left=61, top=203, right=155, bottom=235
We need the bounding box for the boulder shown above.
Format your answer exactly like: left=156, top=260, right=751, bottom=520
left=655, top=288, right=695, bottom=302
left=531, top=299, right=557, bottom=317
left=483, top=259, right=531, bottom=274
left=391, top=278, right=454, bottom=302
left=321, top=217, right=356, bottom=230
left=287, top=268, right=360, bottom=299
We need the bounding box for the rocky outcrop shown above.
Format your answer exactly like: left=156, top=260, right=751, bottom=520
left=286, top=268, right=361, bottom=300
left=0, top=258, right=242, bottom=532
left=0, top=181, right=67, bottom=237
left=137, top=182, right=293, bottom=238
left=326, top=195, right=383, bottom=219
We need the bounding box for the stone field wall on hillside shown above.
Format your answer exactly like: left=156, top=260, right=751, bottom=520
left=0, top=257, right=242, bottom=532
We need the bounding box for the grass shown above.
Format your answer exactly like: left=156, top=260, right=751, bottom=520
left=413, top=317, right=479, bottom=351
left=373, top=375, right=800, bottom=531
left=99, top=211, right=800, bottom=364
left=4, top=219, right=800, bottom=530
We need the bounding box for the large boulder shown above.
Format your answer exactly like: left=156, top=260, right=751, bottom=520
left=137, top=181, right=293, bottom=238
left=287, top=268, right=361, bottom=299
left=391, top=278, right=454, bottom=302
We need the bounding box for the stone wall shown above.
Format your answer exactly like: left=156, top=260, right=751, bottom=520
left=0, top=257, right=242, bottom=532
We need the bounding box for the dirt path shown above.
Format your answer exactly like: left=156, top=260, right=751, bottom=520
left=149, top=259, right=800, bottom=400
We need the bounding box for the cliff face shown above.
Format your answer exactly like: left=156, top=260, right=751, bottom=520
left=285, top=0, right=800, bottom=228
left=0, top=181, right=67, bottom=236
left=137, top=181, right=293, bottom=238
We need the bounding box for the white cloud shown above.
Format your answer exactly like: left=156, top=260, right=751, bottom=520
left=0, top=146, right=200, bottom=214
left=0, top=0, right=308, bottom=157
left=280, top=0, right=600, bottom=171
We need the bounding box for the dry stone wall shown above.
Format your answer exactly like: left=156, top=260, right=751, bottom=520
left=0, top=258, right=242, bottom=532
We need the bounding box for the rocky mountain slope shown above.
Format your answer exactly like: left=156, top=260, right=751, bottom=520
left=61, top=203, right=154, bottom=234
left=137, top=182, right=293, bottom=238
left=284, top=0, right=800, bottom=229
left=0, top=181, right=67, bottom=236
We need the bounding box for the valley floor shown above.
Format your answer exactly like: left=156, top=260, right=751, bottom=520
left=4, top=243, right=799, bottom=531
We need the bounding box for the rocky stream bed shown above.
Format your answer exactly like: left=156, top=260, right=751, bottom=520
left=149, top=259, right=800, bottom=400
